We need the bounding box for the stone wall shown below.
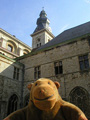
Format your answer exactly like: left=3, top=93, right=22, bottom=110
left=0, top=75, right=22, bottom=119
left=0, top=29, right=31, bottom=58
left=0, top=54, right=24, bottom=119
left=20, top=38, right=90, bottom=119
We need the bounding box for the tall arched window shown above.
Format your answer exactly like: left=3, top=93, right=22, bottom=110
left=69, top=87, right=89, bottom=113
left=8, top=44, right=13, bottom=52
left=7, top=40, right=17, bottom=54
left=7, top=94, right=18, bottom=115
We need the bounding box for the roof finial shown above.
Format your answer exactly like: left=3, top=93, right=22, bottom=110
left=42, top=7, right=44, bottom=10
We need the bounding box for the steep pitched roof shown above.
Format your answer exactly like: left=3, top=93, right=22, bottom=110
left=33, top=10, right=52, bottom=34
left=16, top=21, right=90, bottom=60
left=37, top=21, right=90, bottom=51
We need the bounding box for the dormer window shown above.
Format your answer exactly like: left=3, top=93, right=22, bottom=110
left=8, top=44, right=13, bottom=52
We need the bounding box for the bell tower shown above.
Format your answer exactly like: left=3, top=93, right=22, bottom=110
left=31, top=9, right=54, bottom=49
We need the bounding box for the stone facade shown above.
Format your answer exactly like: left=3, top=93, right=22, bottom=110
left=0, top=10, right=90, bottom=120
left=0, top=28, right=31, bottom=119
left=31, top=30, right=54, bottom=49
left=0, top=28, right=31, bottom=58
left=0, top=54, right=24, bottom=119
left=19, top=37, right=90, bottom=119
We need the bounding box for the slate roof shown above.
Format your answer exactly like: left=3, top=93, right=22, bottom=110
left=15, top=21, right=90, bottom=60
left=37, top=21, right=90, bottom=51
left=33, top=10, right=51, bottom=34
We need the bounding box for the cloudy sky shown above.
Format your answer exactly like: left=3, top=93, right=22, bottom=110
left=0, top=0, right=90, bottom=47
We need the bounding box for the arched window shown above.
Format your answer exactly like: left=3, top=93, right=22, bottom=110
left=7, top=40, right=17, bottom=54
left=23, top=49, right=30, bottom=55
left=8, top=44, right=13, bottom=52
left=69, top=87, right=89, bottom=113
left=7, top=94, right=18, bottom=115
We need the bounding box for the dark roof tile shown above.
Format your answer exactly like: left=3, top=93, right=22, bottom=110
left=37, top=21, right=90, bottom=51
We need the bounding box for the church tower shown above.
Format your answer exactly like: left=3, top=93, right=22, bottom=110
left=31, top=9, right=54, bottom=49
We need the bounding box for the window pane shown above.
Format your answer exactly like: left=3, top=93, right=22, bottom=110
left=80, top=61, right=84, bottom=70
left=13, top=67, right=19, bottom=80
left=17, top=73, right=19, bottom=80
left=34, top=66, right=41, bottom=79
left=59, top=66, right=63, bottom=74
left=79, top=56, right=83, bottom=61
left=54, top=61, right=63, bottom=75
left=55, top=62, right=59, bottom=67
left=38, top=66, right=40, bottom=70
left=55, top=66, right=59, bottom=75
left=38, top=71, right=41, bottom=78
left=79, top=54, right=89, bottom=70
left=13, top=67, right=16, bottom=79
left=84, top=60, right=89, bottom=69
left=59, top=61, right=62, bottom=66
left=83, top=55, right=88, bottom=60
left=34, top=72, right=37, bottom=79
left=14, top=67, right=16, bottom=72
left=8, top=45, right=13, bottom=52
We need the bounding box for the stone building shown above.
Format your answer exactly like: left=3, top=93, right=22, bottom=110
left=0, top=54, right=24, bottom=119
left=0, top=28, right=31, bottom=58
left=0, top=28, right=31, bottom=119
left=18, top=19, right=90, bottom=119
left=31, top=9, right=54, bottom=50
left=0, top=9, right=90, bottom=120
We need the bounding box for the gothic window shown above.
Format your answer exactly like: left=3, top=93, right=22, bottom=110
left=54, top=61, right=63, bottom=75
left=79, top=54, right=89, bottom=70
left=13, top=67, right=19, bottom=80
left=7, top=94, right=18, bottom=115
left=8, top=44, right=13, bottom=52
left=69, top=87, right=89, bottom=113
left=34, top=66, right=41, bottom=79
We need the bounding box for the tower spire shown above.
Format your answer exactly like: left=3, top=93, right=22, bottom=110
left=31, top=10, right=54, bottom=49
left=42, top=7, right=44, bottom=10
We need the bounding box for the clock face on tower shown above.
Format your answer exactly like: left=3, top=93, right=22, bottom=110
left=31, top=10, right=54, bottom=49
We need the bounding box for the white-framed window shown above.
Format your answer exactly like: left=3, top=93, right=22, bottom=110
left=54, top=61, right=63, bottom=75
left=13, top=67, right=19, bottom=80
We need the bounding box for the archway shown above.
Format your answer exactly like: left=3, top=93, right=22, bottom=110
left=7, top=94, right=18, bottom=115
left=69, top=86, right=89, bottom=113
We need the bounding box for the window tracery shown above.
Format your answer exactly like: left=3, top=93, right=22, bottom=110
left=7, top=94, right=18, bottom=115
left=69, top=87, right=89, bottom=113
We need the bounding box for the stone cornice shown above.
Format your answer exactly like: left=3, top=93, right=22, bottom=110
left=0, top=28, right=32, bottom=50
left=0, top=46, right=19, bottom=57
left=31, top=28, right=55, bottom=38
